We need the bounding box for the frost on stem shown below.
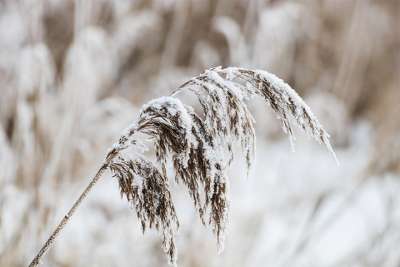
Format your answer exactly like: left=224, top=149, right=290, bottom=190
left=107, top=67, right=337, bottom=265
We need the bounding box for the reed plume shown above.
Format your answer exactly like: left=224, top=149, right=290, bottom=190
left=29, top=67, right=336, bottom=266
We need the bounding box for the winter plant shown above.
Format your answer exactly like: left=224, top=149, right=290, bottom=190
left=29, top=67, right=337, bottom=266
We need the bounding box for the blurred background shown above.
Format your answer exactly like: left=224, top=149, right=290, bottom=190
left=0, top=0, right=399, bottom=266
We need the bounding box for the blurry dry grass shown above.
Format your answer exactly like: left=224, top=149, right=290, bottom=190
left=0, top=0, right=399, bottom=266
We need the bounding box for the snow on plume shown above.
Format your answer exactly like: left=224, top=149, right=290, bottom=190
left=107, top=67, right=337, bottom=265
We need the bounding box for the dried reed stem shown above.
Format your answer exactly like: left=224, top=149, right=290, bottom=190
left=28, top=162, right=110, bottom=267
left=27, top=66, right=336, bottom=266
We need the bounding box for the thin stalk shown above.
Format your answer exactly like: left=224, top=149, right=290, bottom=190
left=28, top=162, right=109, bottom=267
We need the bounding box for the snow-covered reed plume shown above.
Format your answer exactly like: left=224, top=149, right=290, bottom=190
left=29, top=67, right=336, bottom=267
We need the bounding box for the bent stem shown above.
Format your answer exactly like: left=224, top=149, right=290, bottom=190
left=28, top=162, right=110, bottom=267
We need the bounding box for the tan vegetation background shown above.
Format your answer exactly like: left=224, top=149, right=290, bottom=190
left=0, top=0, right=399, bottom=266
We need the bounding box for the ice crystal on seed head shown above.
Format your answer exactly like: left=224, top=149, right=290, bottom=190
left=108, top=67, right=337, bottom=265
